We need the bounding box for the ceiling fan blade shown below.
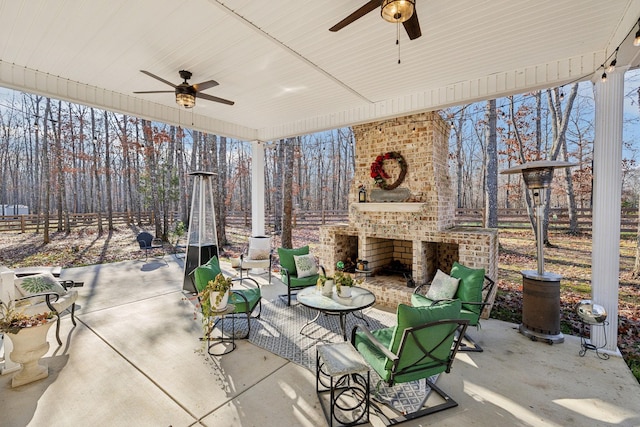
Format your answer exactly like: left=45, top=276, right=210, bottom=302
left=133, top=90, right=175, bottom=94
left=197, top=92, right=235, bottom=106
left=140, top=70, right=176, bottom=88
left=403, top=10, right=421, bottom=40
left=329, top=0, right=381, bottom=32
left=193, top=80, right=219, bottom=92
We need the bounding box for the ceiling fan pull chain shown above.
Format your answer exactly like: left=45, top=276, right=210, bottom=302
left=396, top=22, right=400, bottom=64
left=397, top=22, right=401, bottom=64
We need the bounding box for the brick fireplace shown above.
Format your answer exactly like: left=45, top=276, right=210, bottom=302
left=319, top=112, right=498, bottom=313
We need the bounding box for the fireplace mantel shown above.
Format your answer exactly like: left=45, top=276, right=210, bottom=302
left=352, top=203, right=426, bottom=213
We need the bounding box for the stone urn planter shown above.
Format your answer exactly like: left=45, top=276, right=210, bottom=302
left=6, top=320, right=55, bottom=387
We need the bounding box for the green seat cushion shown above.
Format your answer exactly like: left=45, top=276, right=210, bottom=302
left=193, top=260, right=222, bottom=293
left=412, top=286, right=480, bottom=325
left=450, top=262, right=485, bottom=315
left=459, top=308, right=480, bottom=326
left=281, top=273, right=319, bottom=288
left=356, top=300, right=462, bottom=384
left=230, top=287, right=261, bottom=313
left=411, top=292, right=434, bottom=308
left=278, top=246, right=309, bottom=277
left=353, top=327, right=395, bottom=382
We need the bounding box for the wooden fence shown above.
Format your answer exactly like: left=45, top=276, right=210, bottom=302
left=0, top=208, right=637, bottom=233
left=455, top=207, right=639, bottom=232
left=0, top=212, right=157, bottom=233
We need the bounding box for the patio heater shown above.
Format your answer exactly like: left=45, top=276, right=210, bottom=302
left=183, top=171, right=219, bottom=293
left=501, top=160, right=575, bottom=344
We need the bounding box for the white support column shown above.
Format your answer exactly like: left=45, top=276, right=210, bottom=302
left=251, top=140, right=266, bottom=237
left=591, top=70, right=624, bottom=354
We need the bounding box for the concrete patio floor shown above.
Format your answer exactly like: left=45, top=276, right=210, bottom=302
left=1, top=256, right=639, bottom=427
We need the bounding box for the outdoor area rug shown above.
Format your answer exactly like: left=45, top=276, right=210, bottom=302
left=225, top=297, right=438, bottom=415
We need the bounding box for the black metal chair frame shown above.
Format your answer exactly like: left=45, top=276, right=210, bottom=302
left=190, top=270, right=262, bottom=340
left=136, top=232, right=165, bottom=261
left=12, top=280, right=78, bottom=346
left=351, top=318, right=469, bottom=426
left=239, top=236, right=273, bottom=285
left=414, top=275, right=495, bottom=352
left=279, top=264, right=326, bottom=306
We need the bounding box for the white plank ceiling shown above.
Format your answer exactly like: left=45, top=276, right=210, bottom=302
left=1, top=0, right=640, bottom=140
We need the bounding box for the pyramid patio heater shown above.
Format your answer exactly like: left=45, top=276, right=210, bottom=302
left=501, top=160, right=574, bottom=344
left=183, top=171, right=219, bottom=293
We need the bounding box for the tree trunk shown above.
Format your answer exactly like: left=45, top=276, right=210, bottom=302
left=218, top=136, right=228, bottom=245
left=273, top=140, right=284, bottom=233
left=485, top=100, right=498, bottom=228
left=633, top=88, right=640, bottom=277
left=455, top=111, right=466, bottom=208
left=281, top=138, right=294, bottom=248
left=91, top=108, right=103, bottom=235
left=42, top=99, right=51, bottom=243
left=104, top=111, right=114, bottom=231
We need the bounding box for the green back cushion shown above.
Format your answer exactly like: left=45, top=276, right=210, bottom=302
left=278, top=246, right=309, bottom=277
left=389, top=299, right=462, bottom=355
left=450, top=262, right=485, bottom=315
left=354, top=300, right=462, bottom=382
left=286, top=275, right=319, bottom=288
left=193, top=257, right=222, bottom=293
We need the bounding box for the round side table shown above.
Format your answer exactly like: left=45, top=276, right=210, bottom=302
left=207, top=304, right=236, bottom=356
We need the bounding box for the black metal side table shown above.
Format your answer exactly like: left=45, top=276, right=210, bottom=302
left=316, top=342, right=370, bottom=427
left=207, top=304, right=236, bottom=356
left=579, top=320, right=610, bottom=360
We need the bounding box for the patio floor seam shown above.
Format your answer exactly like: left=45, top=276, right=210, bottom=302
left=74, top=314, right=200, bottom=423
left=195, top=359, right=294, bottom=425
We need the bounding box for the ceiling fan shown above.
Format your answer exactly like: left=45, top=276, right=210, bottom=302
left=329, top=0, right=421, bottom=40
left=134, top=70, right=234, bottom=108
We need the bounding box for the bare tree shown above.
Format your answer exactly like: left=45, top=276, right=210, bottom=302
left=485, top=100, right=498, bottom=228
left=281, top=138, right=295, bottom=248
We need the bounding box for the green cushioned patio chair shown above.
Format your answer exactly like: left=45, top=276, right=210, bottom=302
left=351, top=300, right=468, bottom=426
left=191, top=256, right=261, bottom=339
left=413, top=262, right=496, bottom=352
left=277, top=246, right=325, bottom=306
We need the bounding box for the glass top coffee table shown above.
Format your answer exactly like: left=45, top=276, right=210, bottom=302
left=297, top=286, right=376, bottom=341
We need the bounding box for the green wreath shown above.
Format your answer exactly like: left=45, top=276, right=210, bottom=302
left=370, top=151, right=407, bottom=190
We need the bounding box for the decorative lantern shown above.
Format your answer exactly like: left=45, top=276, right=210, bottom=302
left=183, top=171, right=219, bottom=293
left=358, top=186, right=367, bottom=203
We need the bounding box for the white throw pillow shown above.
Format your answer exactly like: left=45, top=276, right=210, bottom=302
left=248, top=248, right=270, bottom=260
left=426, top=269, right=460, bottom=301
left=15, top=272, right=67, bottom=304
left=293, top=254, right=319, bottom=278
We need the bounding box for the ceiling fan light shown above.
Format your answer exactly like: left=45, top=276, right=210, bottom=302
left=381, top=0, right=415, bottom=24
left=176, top=92, right=196, bottom=108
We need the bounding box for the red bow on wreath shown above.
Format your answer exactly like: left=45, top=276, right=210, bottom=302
left=370, top=151, right=407, bottom=190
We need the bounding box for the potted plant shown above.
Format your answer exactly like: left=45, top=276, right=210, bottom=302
left=0, top=301, right=55, bottom=387
left=335, top=271, right=356, bottom=298
left=199, top=273, right=233, bottom=313
left=316, top=274, right=334, bottom=297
